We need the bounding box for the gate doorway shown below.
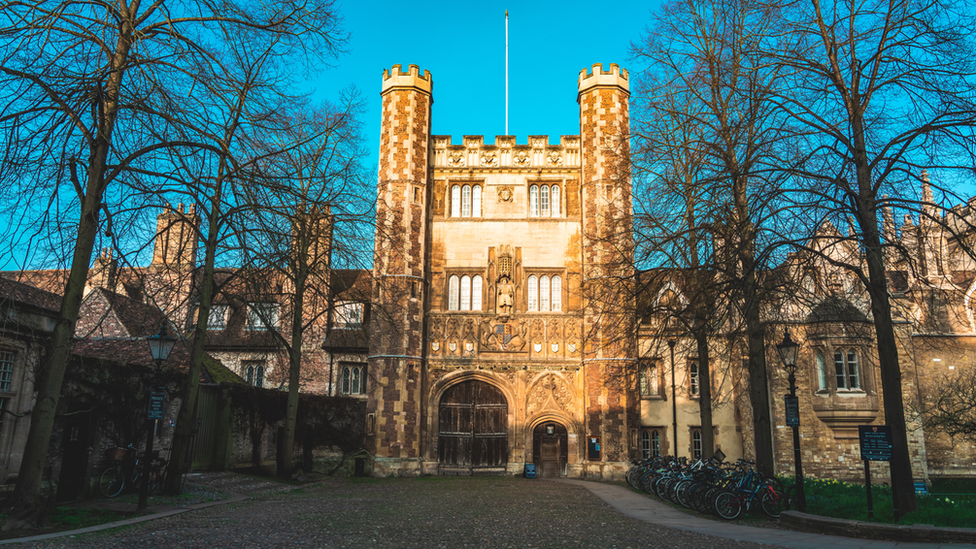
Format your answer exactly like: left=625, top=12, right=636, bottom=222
left=56, top=398, right=92, bottom=501
left=532, top=422, right=567, bottom=478
left=438, top=380, right=507, bottom=475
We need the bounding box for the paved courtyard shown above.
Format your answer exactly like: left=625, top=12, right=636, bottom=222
left=5, top=474, right=973, bottom=548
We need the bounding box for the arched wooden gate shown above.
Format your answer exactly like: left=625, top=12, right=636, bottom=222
left=438, top=380, right=508, bottom=475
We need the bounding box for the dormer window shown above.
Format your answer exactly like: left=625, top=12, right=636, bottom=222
left=246, top=303, right=279, bottom=331
left=334, top=302, right=363, bottom=329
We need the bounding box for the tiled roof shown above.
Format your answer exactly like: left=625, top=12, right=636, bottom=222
left=0, top=276, right=62, bottom=312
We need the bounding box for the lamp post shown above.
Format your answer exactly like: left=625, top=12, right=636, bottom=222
left=141, top=323, right=175, bottom=512
left=777, top=330, right=805, bottom=512
left=668, top=337, right=677, bottom=458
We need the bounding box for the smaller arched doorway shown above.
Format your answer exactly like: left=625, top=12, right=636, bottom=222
left=532, top=422, right=568, bottom=478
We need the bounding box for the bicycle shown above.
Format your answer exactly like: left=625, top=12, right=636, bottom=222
left=98, top=445, right=169, bottom=498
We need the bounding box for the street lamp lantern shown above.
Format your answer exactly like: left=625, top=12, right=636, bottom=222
left=776, top=330, right=799, bottom=372
left=139, top=322, right=175, bottom=512
left=777, top=329, right=805, bottom=512
left=147, top=323, right=177, bottom=366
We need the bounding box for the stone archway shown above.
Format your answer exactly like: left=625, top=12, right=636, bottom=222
left=437, top=380, right=508, bottom=475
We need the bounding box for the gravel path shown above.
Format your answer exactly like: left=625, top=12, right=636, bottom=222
left=22, top=476, right=779, bottom=549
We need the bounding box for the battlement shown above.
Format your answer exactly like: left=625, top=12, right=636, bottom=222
left=431, top=135, right=580, bottom=169
left=578, top=63, right=629, bottom=96
left=381, top=64, right=433, bottom=96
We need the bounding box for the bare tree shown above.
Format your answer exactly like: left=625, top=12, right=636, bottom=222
left=632, top=0, right=792, bottom=474
left=632, top=81, right=725, bottom=458
left=772, top=0, right=976, bottom=516
left=0, top=0, right=347, bottom=512
left=234, top=96, right=369, bottom=478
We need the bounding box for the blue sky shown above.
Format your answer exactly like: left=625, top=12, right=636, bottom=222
left=307, top=0, right=661, bottom=167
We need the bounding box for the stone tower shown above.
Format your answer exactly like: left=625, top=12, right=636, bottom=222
left=151, top=204, right=198, bottom=267
left=367, top=65, right=432, bottom=474
left=577, top=63, right=638, bottom=474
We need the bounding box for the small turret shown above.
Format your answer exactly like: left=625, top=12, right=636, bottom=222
left=151, top=203, right=199, bottom=267
left=87, top=247, right=117, bottom=294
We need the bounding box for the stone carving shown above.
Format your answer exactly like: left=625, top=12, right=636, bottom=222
left=480, top=318, right=527, bottom=351
left=546, top=151, right=563, bottom=166
left=448, top=151, right=465, bottom=167
left=481, top=152, right=498, bottom=167
left=513, top=151, right=530, bottom=166
left=497, top=186, right=514, bottom=202
left=527, top=373, right=573, bottom=416
left=531, top=138, right=545, bottom=148
left=566, top=319, right=581, bottom=355
left=496, top=275, right=515, bottom=315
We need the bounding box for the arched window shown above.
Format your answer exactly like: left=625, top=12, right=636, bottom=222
left=640, top=430, right=650, bottom=459
left=461, top=185, right=472, bottom=217
left=551, top=185, right=560, bottom=216
left=460, top=275, right=471, bottom=310
left=447, top=274, right=484, bottom=311
left=640, top=363, right=659, bottom=397
left=652, top=430, right=661, bottom=457
left=245, top=362, right=265, bottom=388
left=540, top=185, right=550, bottom=216
left=527, top=275, right=539, bottom=311
left=472, top=185, right=482, bottom=217
left=451, top=185, right=461, bottom=217
left=692, top=429, right=702, bottom=460
left=540, top=275, right=550, bottom=312
left=448, top=275, right=460, bottom=310
left=690, top=362, right=700, bottom=397
left=341, top=364, right=367, bottom=395
left=551, top=275, right=562, bottom=311
left=472, top=275, right=483, bottom=310
left=529, top=185, right=540, bottom=217
left=816, top=350, right=827, bottom=391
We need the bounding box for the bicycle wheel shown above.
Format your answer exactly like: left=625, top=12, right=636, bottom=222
left=761, top=486, right=787, bottom=518
left=712, top=490, right=743, bottom=520
left=674, top=479, right=693, bottom=508
left=784, top=483, right=797, bottom=511
left=99, top=466, right=125, bottom=498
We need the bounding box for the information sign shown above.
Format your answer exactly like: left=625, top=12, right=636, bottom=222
left=587, top=437, right=601, bottom=460
left=858, top=425, right=894, bottom=461
left=148, top=387, right=166, bottom=420
left=784, top=395, right=800, bottom=427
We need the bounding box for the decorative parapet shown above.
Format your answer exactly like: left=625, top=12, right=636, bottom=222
left=431, top=135, right=581, bottom=169
left=578, top=63, right=630, bottom=97
left=381, top=64, right=432, bottom=96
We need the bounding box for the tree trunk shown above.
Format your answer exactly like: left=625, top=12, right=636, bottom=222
left=278, top=266, right=305, bottom=479
left=164, top=191, right=221, bottom=495
left=851, top=126, right=917, bottom=515
left=10, top=190, right=100, bottom=510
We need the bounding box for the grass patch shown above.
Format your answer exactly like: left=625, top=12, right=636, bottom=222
left=784, top=476, right=976, bottom=528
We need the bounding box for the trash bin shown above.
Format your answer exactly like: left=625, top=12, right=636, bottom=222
left=524, top=463, right=537, bottom=479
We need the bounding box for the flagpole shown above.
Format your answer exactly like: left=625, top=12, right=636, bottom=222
left=505, top=9, right=509, bottom=135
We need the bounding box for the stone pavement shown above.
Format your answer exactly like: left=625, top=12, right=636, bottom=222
left=562, top=480, right=976, bottom=549
left=3, top=474, right=974, bottom=547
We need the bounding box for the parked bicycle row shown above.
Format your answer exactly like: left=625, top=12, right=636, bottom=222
left=626, top=456, right=790, bottom=520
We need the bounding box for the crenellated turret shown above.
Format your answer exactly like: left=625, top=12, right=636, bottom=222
left=577, top=63, right=637, bottom=473
left=368, top=64, right=433, bottom=473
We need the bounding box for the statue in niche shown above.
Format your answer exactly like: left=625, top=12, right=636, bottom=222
left=496, top=275, right=515, bottom=315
